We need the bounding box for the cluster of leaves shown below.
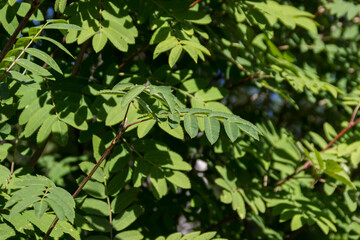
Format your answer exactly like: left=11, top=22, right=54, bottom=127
left=1, top=0, right=360, bottom=239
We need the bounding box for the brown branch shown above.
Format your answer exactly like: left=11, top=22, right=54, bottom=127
left=0, top=0, right=41, bottom=63
left=71, top=39, right=90, bottom=76
left=313, top=7, right=326, bottom=18
left=3, top=160, right=15, bottom=190
left=232, top=71, right=262, bottom=87
left=275, top=102, right=360, bottom=186
left=43, top=103, right=142, bottom=240
left=118, top=44, right=149, bottom=71
left=188, top=0, right=203, bottom=9
left=28, top=136, right=51, bottom=168
left=205, top=211, right=238, bottom=231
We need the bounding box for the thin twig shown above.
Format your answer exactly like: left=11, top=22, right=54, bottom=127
left=43, top=103, right=141, bottom=240
left=0, top=21, right=49, bottom=82
left=0, top=0, right=40, bottom=63
left=3, top=161, right=15, bottom=190
left=275, top=102, right=360, bottom=186
left=71, top=39, right=90, bottom=76
left=28, top=136, right=51, bottom=168
left=188, top=0, right=202, bottom=9
left=226, top=55, right=250, bottom=76
left=205, top=211, right=238, bottom=231
left=118, top=44, right=149, bottom=71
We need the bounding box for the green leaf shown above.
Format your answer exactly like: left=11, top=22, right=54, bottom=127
left=324, top=170, right=356, bottom=189
left=145, top=150, right=191, bottom=171
left=46, top=187, right=75, bottom=222
left=158, top=120, right=184, bottom=140
left=112, top=205, right=143, bottom=231
left=204, top=116, right=220, bottom=144
left=325, top=160, right=342, bottom=172
left=315, top=218, right=330, bottom=235
left=184, top=114, right=198, bottom=138
left=34, top=201, right=48, bottom=219
left=35, top=36, right=74, bottom=58
left=150, top=167, right=168, bottom=198
left=290, top=214, right=304, bottom=231
left=16, top=58, right=51, bottom=76
left=25, top=48, right=62, bottom=73
left=44, top=23, right=82, bottom=30
left=314, top=148, right=324, bottom=169
left=169, top=45, right=182, bottom=68
left=154, top=36, right=178, bottom=59
left=168, top=113, right=180, bottom=129
left=181, top=40, right=211, bottom=56
left=37, top=115, right=57, bottom=145
left=92, top=31, right=108, bottom=53
left=237, top=123, right=259, bottom=140
left=59, top=111, right=88, bottom=131
left=232, top=191, right=246, bottom=219
left=108, top=168, right=132, bottom=196
left=7, top=71, right=36, bottom=86
left=24, top=104, right=53, bottom=137
left=121, top=85, right=145, bottom=108
left=0, top=165, right=10, bottom=186
left=111, top=189, right=138, bottom=214
left=52, top=120, right=68, bottom=146
left=180, top=232, right=201, bottom=240
left=103, top=27, right=128, bottom=52
left=55, top=0, right=67, bottom=13
left=152, top=86, right=177, bottom=113
left=223, top=120, right=239, bottom=142
left=165, top=171, right=191, bottom=189
left=137, top=119, right=156, bottom=138
left=309, top=132, right=328, bottom=149
left=0, top=143, right=12, bottom=161
left=323, top=122, right=337, bottom=141
left=0, top=224, right=15, bottom=239
left=166, top=232, right=182, bottom=240
left=79, top=161, right=104, bottom=182
left=84, top=215, right=111, bottom=233
left=81, top=198, right=109, bottom=216
left=78, top=179, right=106, bottom=199
left=191, top=231, right=217, bottom=240
left=114, top=230, right=144, bottom=240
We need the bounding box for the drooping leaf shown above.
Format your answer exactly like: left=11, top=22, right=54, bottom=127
left=204, top=116, right=220, bottom=144
left=25, top=48, right=62, bottom=73
left=168, top=113, right=180, bottom=129
left=112, top=205, right=143, bottom=231
left=52, top=120, right=68, bottom=146
left=165, top=171, right=191, bottom=189
left=158, top=120, right=184, bottom=140
left=154, top=36, right=178, bottom=59
left=114, top=230, right=144, bottom=240
left=184, top=114, right=198, bottom=138
left=168, top=45, right=182, bottom=68
left=137, top=119, right=156, bottom=138
left=223, top=120, right=239, bottom=142
left=16, top=58, right=51, bottom=76
left=92, top=31, right=108, bottom=53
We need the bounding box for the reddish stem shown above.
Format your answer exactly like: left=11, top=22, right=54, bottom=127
left=276, top=103, right=360, bottom=186
left=43, top=104, right=146, bottom=240
left=188, top=0, right=202, bottom=9
left=118, top=44, right=149, bottom=70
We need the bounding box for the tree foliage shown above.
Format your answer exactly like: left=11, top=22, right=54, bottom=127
left=1, top=0, right=360, bottom=239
